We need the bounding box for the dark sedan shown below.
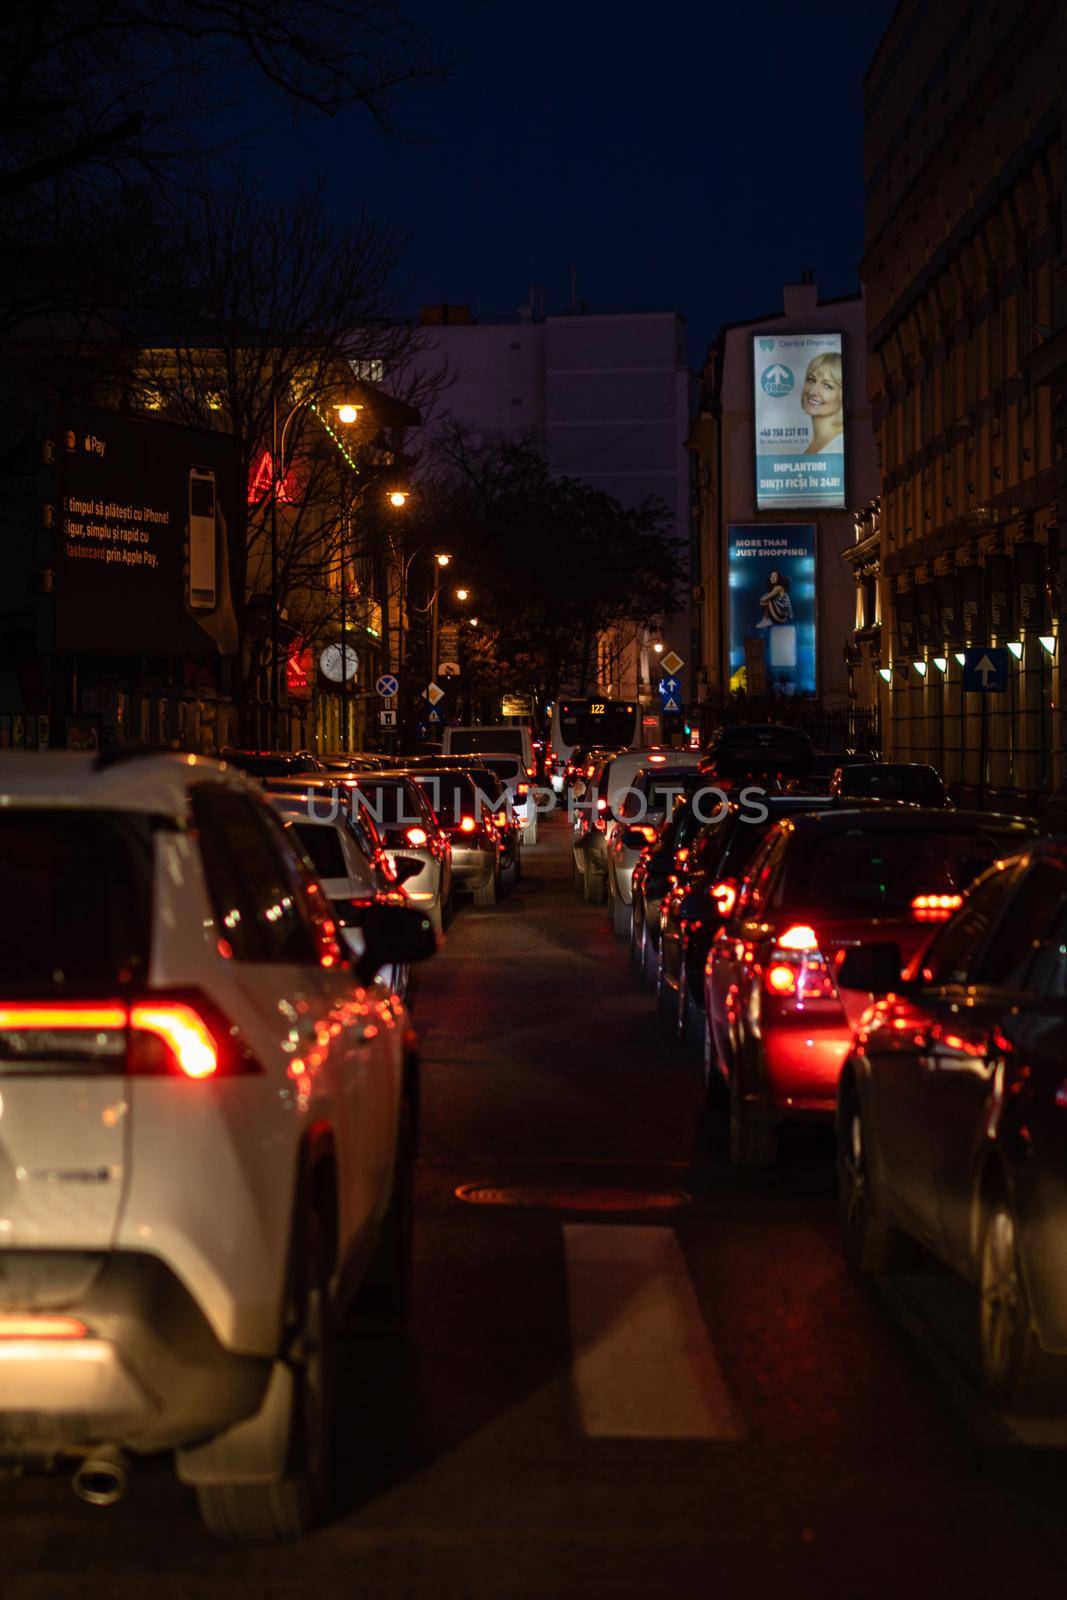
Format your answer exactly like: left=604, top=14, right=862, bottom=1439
left=705, top=807, right=1040, bottom=1167
left=831, top=761, right=952, bottom=808
left=656, top=793, right=833, bottom=1048
left=837, top=839, right=1067, bottom=1415
left=628, top=783, right=707, bottom=983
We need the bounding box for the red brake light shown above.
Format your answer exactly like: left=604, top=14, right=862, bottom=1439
left=517, top=782, right=529, bottom=797
left=635, top=825, right=657, bottom=843
left=130, top=1001, right=219, bottom=1079
left=778, top=924, right=818, bottom=951
left=711, top=880, right=737, bottom=918
left=912, top=892, right=962, bottom=921
left=459, top=815, right=477, bottom=833
left=405, top=826, right=429, bottom=847
left=675, top=847, right=689, bottom=865
left=766, top=963, right=797, bottom=995
left=0, top=1316, right=87, bottom=1339
left=0, top=996, right=260, bottom=1078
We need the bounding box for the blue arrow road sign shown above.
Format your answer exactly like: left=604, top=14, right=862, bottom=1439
left=962, top=647, right=1009, bottom=693
left=658, top=675, right=682, bottom=700
left=376, top=673, right=399, bottom=698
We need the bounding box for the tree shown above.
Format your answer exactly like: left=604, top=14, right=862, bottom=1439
left=137, top=182, right=434, bottom=739
left=406, top=425, right=686, bottom=722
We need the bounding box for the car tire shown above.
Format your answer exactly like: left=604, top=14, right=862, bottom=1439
left=612, top=892, right=632, bottom=938
left=728, top=1092, right=779, bottom=1168
left=676, top=963, right=704, bottom=1051
left=347, top=1086, right=417, bottom=1334
left=629, top=902, right=644, bottom=965
left=837, top=1090, right=917, bottom=1273
left=702, top=1015, right=730, bottom=1110
left=474, top=864, right=499, bottom=907
left=196, top=1215, right=335, bottom=1542
left=583, top=865, right=606, bottom=904
left=641, top=924, right=659, bottom=985
left=978, top=1193, right=1067, bottom=1414
left=502, top=850, right=521, bottom=887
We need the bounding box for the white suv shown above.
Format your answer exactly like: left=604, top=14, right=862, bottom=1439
left=0, top=752, right=436, bottom=1539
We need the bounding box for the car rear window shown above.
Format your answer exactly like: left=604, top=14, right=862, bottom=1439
left=354, top=779, right=425, bottom=832
left=449, top=730, right=525, bottom=757
left=0, top=810, right=153, bottom=989
left=481, top=757, right=524, bottom=781
left=291, top=821, right=347, bottom=880
left=842, top=766, right=943, bottom=801
left=413, top=773, right=477, bottom=825
left=780, top=826, right=1031, bottom=911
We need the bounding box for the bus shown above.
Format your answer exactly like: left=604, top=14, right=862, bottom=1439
left=550, top=698, right=647, bottom=772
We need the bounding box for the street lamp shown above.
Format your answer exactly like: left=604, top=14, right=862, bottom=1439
left=269, top=393, right=360, bottom=748
left=388, top=489, right=408, bottom=508
left=436, top=552, right=451, bottom=567
left=456, top=588, right=470, bottom=601
left=469, top=616, right=479, bottom=627
left=652, top=642, right=664, bottom=655
left=430, top=553, right=452, bottom=680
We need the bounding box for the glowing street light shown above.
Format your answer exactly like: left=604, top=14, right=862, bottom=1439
left=932, top=657, right=947, bottom=673
left=469, top=616, right=479, bottom=627
left=1007, top=640, right=1024, bottom=659
left=878, top=667, right=892, bottom=683
left=954, top=652, right=966, bottom=666
left=1040, top=635, right=1057, bottom=656
left=652, top=642, right=664, bottom=655
left=335, top=404, right=362, bottom=424
left=436, top=552, right=451, bottom=568
left=456, top=588, right=470, bottom=601
left=388, top=489, right=408, bottom=508
left=914, top=660, right=927, bottom=676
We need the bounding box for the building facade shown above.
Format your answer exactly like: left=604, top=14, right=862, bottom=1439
left=689, top=278, right=879, bottom=740
left=862, top=0, right=1067, bottom=806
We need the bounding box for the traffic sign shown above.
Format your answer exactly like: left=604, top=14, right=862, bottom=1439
left=376, top=673, right=399, bottom=698
left=660, top=649, right=684, bottom=677
left=661, top=696, right=682, bottom=714
left=428, top=708, right=442, bottom=724
left=379, top=709, right=397, bottom=728
left=962, top=647, right=1009, bottom=693
left=658, top=675, right=682, bottom=700
left=426, top=681, right=445, bottom=706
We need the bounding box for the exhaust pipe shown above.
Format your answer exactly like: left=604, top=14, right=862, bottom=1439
left=73, top=1444, right=128, bottom=1507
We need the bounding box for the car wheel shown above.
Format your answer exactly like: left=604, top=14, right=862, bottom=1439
left=474, top=864, right=499, bottom=907
left=978, top=1195, right=1067, bottom=1414
left=583, top=865, right=606, bottom=904
left=612, top=891, right=631, bottom=938
left=728, top=1091, right=779, bottom=1168
left=348, top=1087, right=417, bottom=1333
left=641, top=923, right=659, bottom=984
left=629, top=901, right=644, bottom=965
left=196, top=1215, right=335, bottom=1541
left=837, top=1090, right=917, bottom=1273
left=676, top=962, right=704, bottom=1051
left=502, top=850, right=521, bottom=887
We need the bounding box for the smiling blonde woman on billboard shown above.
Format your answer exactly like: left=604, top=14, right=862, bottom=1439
left=800, top=351, right=844, bottom=455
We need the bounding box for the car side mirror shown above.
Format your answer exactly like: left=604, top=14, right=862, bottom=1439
left=390, top=855, right=423, bottom=886
left=622, top=827, right=654, bottom=850
left=836, top=942, right=903, bottom=995
left=336, top=900, right=438, bottom=983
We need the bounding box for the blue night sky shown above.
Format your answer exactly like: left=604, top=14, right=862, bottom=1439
left=234, top=0, right=896, bottom=361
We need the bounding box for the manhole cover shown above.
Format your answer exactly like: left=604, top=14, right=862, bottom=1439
left=454, top=1183, right=692, bottom=1213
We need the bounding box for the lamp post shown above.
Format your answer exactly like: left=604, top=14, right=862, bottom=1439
left=429, top=552, right=450, bottom=684
left=269, top=394, right=361, bottom=748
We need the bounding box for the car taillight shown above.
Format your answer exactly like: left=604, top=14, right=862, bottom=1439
left=0, top=1315, right=87, bottom=1339
left=517, top=782, right=529, bottom=797
left=711, top=880, right=737, bottom=918
left=763, top=926, right=836, bottom=1002
left=0, top=996, right=260, bottom=1078
left=634, top=825, right=657, bottom=844
left=459, top=815, right=477, bottom=833
left=675, top=847, right=689, bottom=866
left=912, top=892, right=963, bottom=921
left=405, top=826, right=429, bottom=847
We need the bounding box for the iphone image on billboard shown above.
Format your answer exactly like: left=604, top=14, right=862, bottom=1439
left=188, top=467, right=217, bottom=609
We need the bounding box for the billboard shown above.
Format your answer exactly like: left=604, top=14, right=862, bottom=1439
left=753, top=333, right=846, bottom=510
left=54, top=406, right=240, bottom=655
left=727, top=525, right=817, bottom=696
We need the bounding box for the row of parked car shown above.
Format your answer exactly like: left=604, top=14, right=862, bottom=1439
left=0, top=738, right=538, bottom=1540
left=576, top=723, right=1067, bottom=1418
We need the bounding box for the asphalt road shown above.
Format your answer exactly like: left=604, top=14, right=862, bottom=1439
left=4, top=810, right=1067, bottom=1598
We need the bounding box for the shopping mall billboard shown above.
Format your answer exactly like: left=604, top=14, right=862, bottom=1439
left=752, top=333, right=846, bottom=510
left=727, top=524, right=817, bottom=696
left=54, top=406, right=240, bottom=655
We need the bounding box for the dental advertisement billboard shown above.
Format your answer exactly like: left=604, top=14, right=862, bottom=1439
left=752, top=332, right=846, bottom=510
left=727, top=524, right=817, bottom=697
